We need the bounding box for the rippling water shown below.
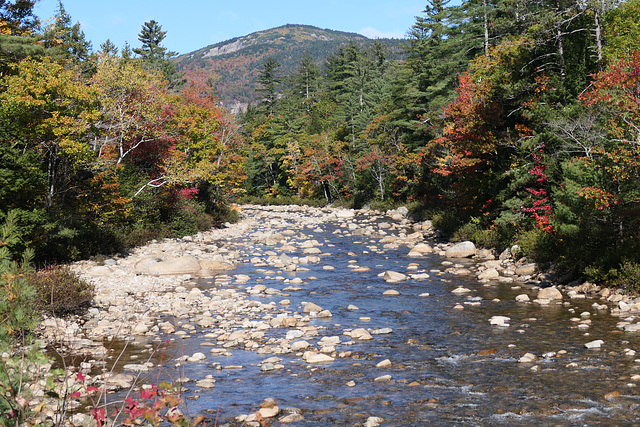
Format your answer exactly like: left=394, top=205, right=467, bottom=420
left=104, top=209, right=640, bottom=426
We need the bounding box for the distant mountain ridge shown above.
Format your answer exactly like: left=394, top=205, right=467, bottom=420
left=175, top=24, right=406, bottom=112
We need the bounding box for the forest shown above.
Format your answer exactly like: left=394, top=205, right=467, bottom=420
left=1, top=0, right=640, bottom=290
left=241, top=0, right=640, bottom=289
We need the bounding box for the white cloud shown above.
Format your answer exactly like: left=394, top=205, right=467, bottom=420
left=359, top=26, right=406, bottom=39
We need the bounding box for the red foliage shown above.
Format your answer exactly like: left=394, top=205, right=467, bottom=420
left=427, top=71, right=505, bottom=213
left=523, top=148, right=554, bottom=233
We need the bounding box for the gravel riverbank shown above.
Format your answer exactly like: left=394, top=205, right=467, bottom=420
left=30, top=204, right=640, bottom=425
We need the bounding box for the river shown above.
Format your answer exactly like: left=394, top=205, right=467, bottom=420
left=89, top=205, right=640, bottom=426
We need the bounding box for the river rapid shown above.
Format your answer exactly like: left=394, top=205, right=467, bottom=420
left=50, top=205, right=640, bottom=426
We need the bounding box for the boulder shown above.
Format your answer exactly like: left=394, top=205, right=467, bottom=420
left=335, top=209, right=355, bottom=219
left=365, top=417, right=385, bottom=427
left=187, top=352, right=207, bottom=362
left=537, top=286, right=563, bottom=301
left=445, top=241, right=476, bottom=258
left=86, top=266, right=112, bottom=276
left=518, top=353, right=537, bottom=363
left=383, top=271, right=407, bottom=283
left=478, top=268, right=499, bottom=280
left=489, top=316, right=510, bottom=327
left=195, top=378, right=216, bottom=389
left=585, top=339, right=604, bottom=349
left=376, top=359, right=392, bottom=368
left=515, top=263, right=538, bottom=276
left=408, top=243, right=433, bottom=257
left=199, top=259, right=235, bottom=273
left=280, top=414, right=305, bottom=423
left=104, top=373, right=135, bottom=389
left=148, top=256, right=201, bottom=275
left=398, top=206, right=409, bottom=215
left=291, top=340, right=311, bottom=351
left=302, top=302, right=323, bottom=314
left=350, top=328, right=373, bottom=340
left=257, top=405, right=280, bottom=418
left=303, top=247, right=322, bottom=255
left=133, top=257, right=159, bottom=274
left=303, top=352, right=335, bottom=363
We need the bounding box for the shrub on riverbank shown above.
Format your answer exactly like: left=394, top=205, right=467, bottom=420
left=1, top=212, right=93, bottom=335
left=0, top=212, right=38, bottom=346
left=27, top=266, right=94, bottom=316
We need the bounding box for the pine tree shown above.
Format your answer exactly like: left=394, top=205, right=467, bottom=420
left=405, top=0, right=463, bottom=113
left=0, top=0, right=39, bottom=35
left=292, top=52, right=320, bottom=101
left=133, top=19, right=175, bottom=61
left=256, top=57, right=281, bottom=115
left=42, top=1, right=92, bottom=66
left=98, top=39, right=118, bottom=57
left=133, top=19, right=182, bottom=89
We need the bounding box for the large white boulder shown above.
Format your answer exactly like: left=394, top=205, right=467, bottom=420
left=148, top=256, right=201, bottom=275
left=445, top=241, right=476, bottom=258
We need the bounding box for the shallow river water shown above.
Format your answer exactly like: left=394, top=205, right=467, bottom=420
left=108, top=207, right=640, bottom=426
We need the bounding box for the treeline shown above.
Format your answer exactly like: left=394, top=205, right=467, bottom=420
left=241, top=0, right=640, bottom=288
left=0, top=1, right=244, bottom=263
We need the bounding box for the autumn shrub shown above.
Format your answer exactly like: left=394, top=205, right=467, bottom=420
left=608, top=261, right=640, bottom=294
left=368, top=200, right=397, bottom=212
left=428, top=209, right=464, bottom=236
left=162, top=198, right=218, bottom=236
left=452, top=217, right=482, bottom=242
left=27, top=265, right=94, bottom=316
left=452, top=218, right=516, bottom=252
left=207, top=202, right=241, bottom=224
left=516, top=227, right=556, bottom=263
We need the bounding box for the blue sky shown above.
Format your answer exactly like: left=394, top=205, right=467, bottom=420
left=34, top=1, right=427, bottom=55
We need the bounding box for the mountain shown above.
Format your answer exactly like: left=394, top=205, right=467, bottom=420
left=174, top=24, right=406, bottom=113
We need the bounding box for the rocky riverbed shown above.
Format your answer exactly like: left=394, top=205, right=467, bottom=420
left=29, top=204, right=640, bottom=425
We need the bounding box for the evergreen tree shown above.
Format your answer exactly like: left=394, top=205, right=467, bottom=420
left=0, top=0, right=39, bottom=35
left=325, top=42, right=391, bottom=146
left=98, top=39, right=118, bottom=57
left=256, top=56, right=281, bottom=114
left=133, top=19, right=182, bottom=89
left=121, top=41, right=133, bottom=60
left=42, top=1, right=92, bottom=67
left=133, top=19, right=174, bottom=61
left=405, top=0, right=459, bottom=112
left=0, top=0, right=42, bottom=75
left=292, top=52, right=320, bottom=102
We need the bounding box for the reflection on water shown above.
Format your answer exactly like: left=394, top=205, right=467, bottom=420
left=68, top=214, right=640, bottom=425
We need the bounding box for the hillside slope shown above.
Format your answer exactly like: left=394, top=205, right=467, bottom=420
left=175, top=24, right=405, bottom=112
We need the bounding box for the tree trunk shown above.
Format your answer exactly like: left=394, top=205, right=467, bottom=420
left=555, top=0, right=566, bottom=82
left=483, top=0, right=490, bottom=56
left=593, top=8, right=603, bottom=71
